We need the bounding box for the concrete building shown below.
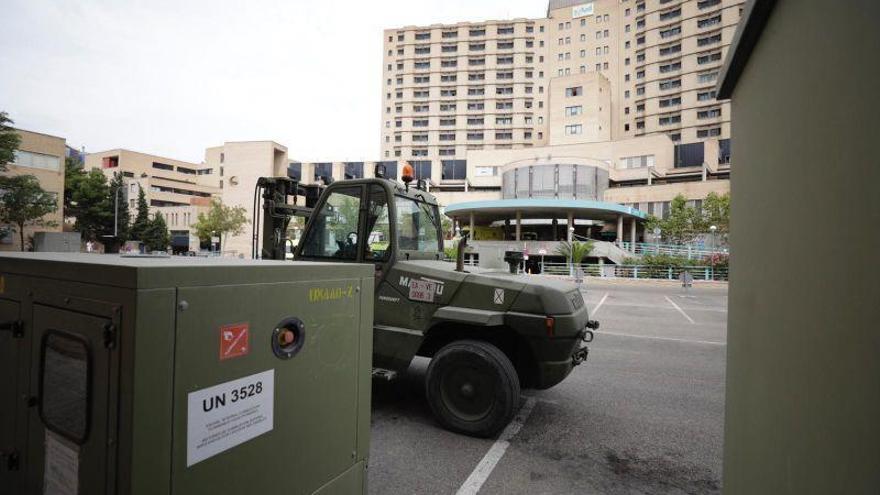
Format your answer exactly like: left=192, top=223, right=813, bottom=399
left=85, top=149, right=220, bottom=252
left=379, top=0, right=740, bottom=203
left=0, top=129, right=66, bottom=251
left=718, top=0, right=879, bottom=492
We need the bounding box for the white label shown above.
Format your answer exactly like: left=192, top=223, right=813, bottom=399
left=187, top=369, right=274, bottom=467
left=493, top=288, right=505, bottom=305
left=409, top=279, right=437, bottom=303
left=44, top=430, right=79, bottom=495
left=572, top=2, right=594, bottom=18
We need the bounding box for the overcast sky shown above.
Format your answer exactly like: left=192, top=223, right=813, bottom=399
left=1, top=0, right=544, bottom=163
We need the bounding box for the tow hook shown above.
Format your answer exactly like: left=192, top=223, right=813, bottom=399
left=572, top=323, right=597, bottom=366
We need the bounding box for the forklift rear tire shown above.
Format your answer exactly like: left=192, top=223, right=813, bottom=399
left=426, top=340, right=521, bottom=438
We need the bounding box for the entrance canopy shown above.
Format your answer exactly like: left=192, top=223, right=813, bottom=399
left=445, top=198, right=647, bottom=225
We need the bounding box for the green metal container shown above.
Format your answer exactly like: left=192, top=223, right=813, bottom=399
left=0, top=253, right=373, bottom=495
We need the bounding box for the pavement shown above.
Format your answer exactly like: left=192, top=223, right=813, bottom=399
left=369, top=279, right=728, bottom=495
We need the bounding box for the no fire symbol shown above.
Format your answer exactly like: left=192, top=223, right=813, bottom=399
left=219, top=323, right=249, bottom=361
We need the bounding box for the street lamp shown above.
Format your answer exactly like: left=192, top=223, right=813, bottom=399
left=709, top=225, right=718, bottom=280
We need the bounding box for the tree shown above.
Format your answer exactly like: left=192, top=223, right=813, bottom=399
left=645, top=194, right=702, bottom=245
left=0, top=111, right=21, bottom=172
left=63, top=156, right=85, bottom=215
left=555, top=240, right=595, bottom=274
left=130, top=187, right=150, bottom=241
left=108, top=172, right=131, bottom=244
left=0, top=175, right=59, bottom=251
left=192, top=199, right=249, bottom=249
left=142, top=211, right=169, bottom=252
left=69, top=169, right=112, bottom=241
left=701, top=192, right=730, bottom=235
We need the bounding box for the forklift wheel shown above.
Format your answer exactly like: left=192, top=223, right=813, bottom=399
left=426, top=340, right=520, bottom=438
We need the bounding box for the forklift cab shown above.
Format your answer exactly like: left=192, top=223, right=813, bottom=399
left=294, top=168, right=444, bottom=281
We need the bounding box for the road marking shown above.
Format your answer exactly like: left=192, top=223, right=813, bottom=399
left=665, top=296, right=695, bottom=324
left=591, top=292, right=609, bottom=317
left=456, top=397, right=537, bottom=495
left=600, top=330, right=725, bottom=346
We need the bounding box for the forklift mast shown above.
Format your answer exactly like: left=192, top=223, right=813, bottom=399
left=252, top=177, right=324, bottom=260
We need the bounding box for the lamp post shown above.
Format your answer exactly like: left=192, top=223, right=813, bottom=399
left=709, top=225, right=718, bottom=280
left=568, top=227, right=576, bottom=278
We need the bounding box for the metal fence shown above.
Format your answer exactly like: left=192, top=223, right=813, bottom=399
left=619, top=242, right=728, bottom=260
left=536, top=262, right=729, bottom=281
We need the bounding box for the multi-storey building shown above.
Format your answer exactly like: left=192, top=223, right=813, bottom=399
left=381, top=0, right=740, bottom=198
left=0, top=129, right=66, bottom=251
left=85, top=149, right=221, bottom=252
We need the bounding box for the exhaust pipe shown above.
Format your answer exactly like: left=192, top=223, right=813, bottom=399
left=455, top=234, right=469, bottom=272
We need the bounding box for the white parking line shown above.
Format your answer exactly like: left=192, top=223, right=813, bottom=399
left=591, top=292, right=609, bottom=316
left=456, top=397, right=537, bottom=495
left=665, top=296, right=696, bottom=324
left=600, top=330, right=725, bottom=346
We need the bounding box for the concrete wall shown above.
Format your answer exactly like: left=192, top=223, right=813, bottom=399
left=722, top=1, right=879, bottom=493
left=1, top=130, right=66, bottom=251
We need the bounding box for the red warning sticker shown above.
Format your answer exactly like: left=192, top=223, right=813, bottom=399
left=219, top=323, right=249, bottom=361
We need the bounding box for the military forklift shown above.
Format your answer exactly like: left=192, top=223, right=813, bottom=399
left=253, top=164, right=598, bottom=437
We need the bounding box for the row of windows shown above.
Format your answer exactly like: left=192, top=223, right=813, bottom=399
left=558, top=13, right=610, bottom=31
left=11, top=150, right=61, bottom=171
left=392, top=24, right=533, bottom=43
left=625, top=90, right=717, bottom=114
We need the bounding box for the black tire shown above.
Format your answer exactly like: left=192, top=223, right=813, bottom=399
left=425, top=340, right=521, bottom=438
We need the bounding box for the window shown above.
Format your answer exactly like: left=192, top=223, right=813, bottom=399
left=439, top=132, right=456, bottom=141
left=580, top=49, right=586, bottom=57
left=442, top=44, right=458, bottom=53
left=440, top=103, right=456, bottom=112
left=467, top=132, right=484, bottom=140
left=440, top=117, right=456, bottom=125
left=565, top=36, right=571, bottom=44
left=697, top=107, right=722, bottom=119
left=637, top=35, right=645, bottom=45
left=467, top=102, right=484, bottom=110
left=636, top=70, right=645, bottom=79
left=442, top=59, right=458, bottom=68
left=660, top=61, right=681, bottom=73
left=659, top=96, right=682, bottom=107
left=674, top=142, right=705, bottom=167
left=496, top=100, right=513, bottom=110
left=719, top=138, right=731, bottom=164
left=698, top=33, right=722, bottom=46
left=659, top=78, right=682, bottom=90
left=565, top=124, right=583, bottom=135
left=698, top=14, right=722, bottom=29
left=698, top=71, right=719, bottom=83
left=496, top=55, right=514, bottom=64
left=442, top=30, right=458, bottom=38
left=497, top=71, right=513, bottom=80
left=13, top=150, right=61, bottom=171
left=620, top=155, right=655, bottom=169
left=439, top=148, right=456, bottom=156
left=467, top=117, right=484, bottom=125
left=636, top=86, right=646, bottom=95
left=413, top=104, right=429, bottom=113
left=637, top=52, right=646, bottom=62
left=470, top=42, right=485, bottom=51
left=344, top=162, right=364, bottom=179
left=469, top=27, right=485, bottom=36
left=659, top=114, right=681, bottom=125
left=565, top=105, right=583, bottom=116
left=396, top=196, right=440, bottom=252
left=41, top=331, right=91, bottom=444
left=300, top=187, right=363, bottom=260
left=526, top=25, right=534, bottom=33
left=495, top=131, right=512, bottom=140
left=698, top=0, right=721, bottom=8
left=497, top=41, right=514, bottom=50
left=413, top=89, right=429, bottom=97
left=411, top=148, right=428, bottom=157
left=497, top=25, right=514, bottom=35
left=415, top=45, right=430, bottom=54
left=659, top=8, right=681, bottom=20
left=469, top=57, right=485, bottom=66
left=697, top=51, right=723, bottom=64
left=468, top=87, right=485, bottom=96
left=412, top=133, right=429, bottom=143
left=469, top=72, right=485, bottom=81
left=441, top=74, right=457, bottom=82
left=697, top=90, right=717, bottom=101
left=440, top=88, right=457, bottom=97
left=660, top=26, right=681, bottom=38
left=412, top=119, right=429, bottom=127
left=659, top=44, right=682, bottom=56
left=414, top=60, right=430, bottom=69
left=152, top=161, right=174, bottom=171
left=565, top=86, right=583, bottom=97
left=496, top=115, right=513, bottom=125
left=414, top=31, right=430, bottom=41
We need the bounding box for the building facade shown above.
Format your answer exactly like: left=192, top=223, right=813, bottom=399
left=379, top=0, right=740, bottom=206
left=0, top=129, right=66, bottom=251
left=85, top=149, right=221, bottom=252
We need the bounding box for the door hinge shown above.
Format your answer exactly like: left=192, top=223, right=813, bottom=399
left=1, top=449, right=20, bottom=471
left=103, top=323, right=117, bottom=349
left=0, top=320, right=24, bottom=338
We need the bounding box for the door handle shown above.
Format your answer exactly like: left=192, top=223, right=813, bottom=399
left=0, top=320, right=23, bottom=338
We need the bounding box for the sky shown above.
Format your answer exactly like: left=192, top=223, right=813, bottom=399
left=1, top=0, right=545, bottom=163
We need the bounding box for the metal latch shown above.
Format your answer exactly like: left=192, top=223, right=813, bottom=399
left=0, top=320, right=24, bottom=338
left=103, top=323, right=117, bottom=349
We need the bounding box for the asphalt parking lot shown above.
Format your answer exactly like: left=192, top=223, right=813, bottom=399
left=369, top=279, right=728, bottom=495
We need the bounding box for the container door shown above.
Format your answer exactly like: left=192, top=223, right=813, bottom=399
left=25, top=305, right=113, bottom=495
left=0, top=299, right=23, bottom=493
